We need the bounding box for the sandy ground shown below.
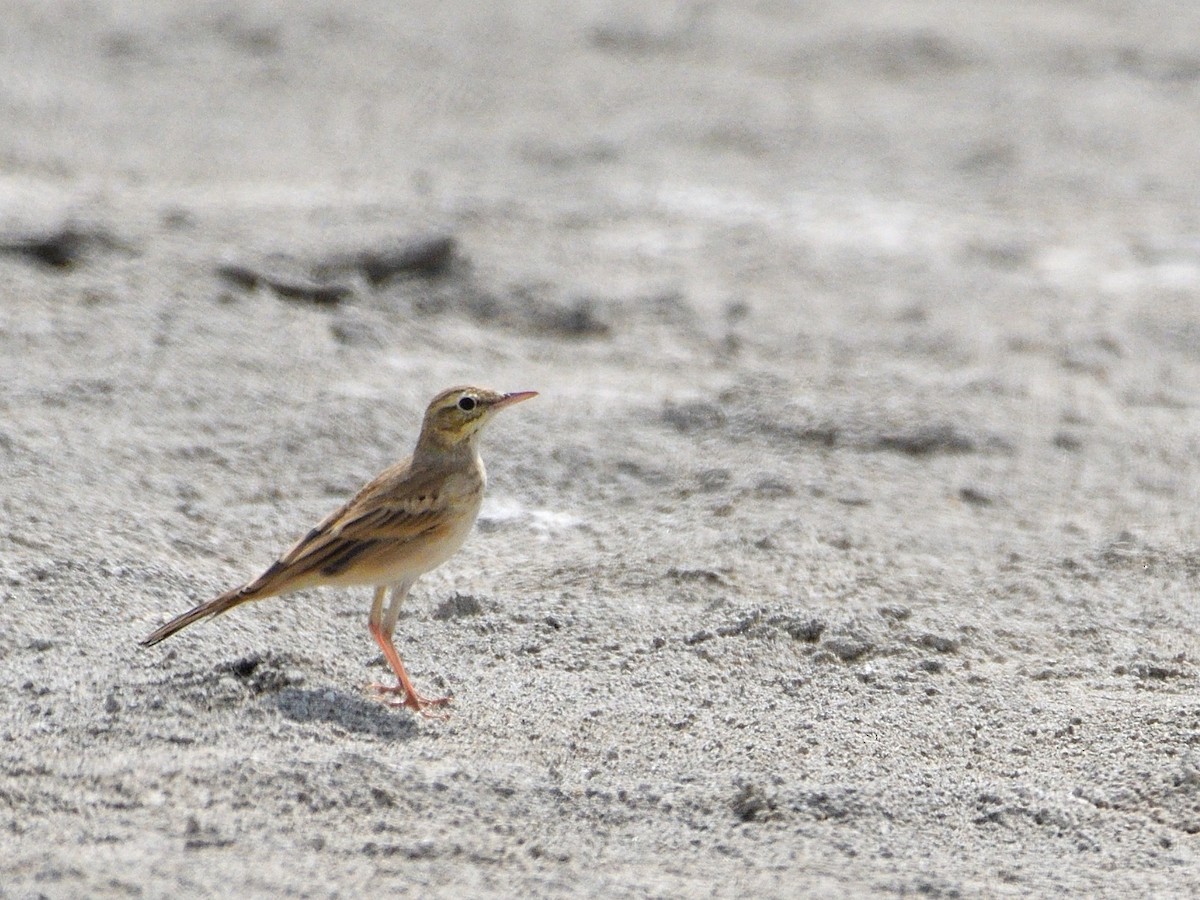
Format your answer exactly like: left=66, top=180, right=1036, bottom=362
left=3, top=1, right=1200, bottom=896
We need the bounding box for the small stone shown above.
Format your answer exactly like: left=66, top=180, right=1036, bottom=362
left=958, top=486, right=993, bottom=506
left=1053, top=432, right=1083, bottom=451
left=697, top=468, right=732, bottom=492
left=824, top=638, right=873, bottom=663
left=918, top=633, right=960, bottom=653
left=662, top=401, right=726, bottom=433
left=782, top=618, right=825, bottom=642
left=730, top=782, right=778, bottom=823
left=433, top=593, right=484, bottom=620
left=754, top=477, right=795, bottom=499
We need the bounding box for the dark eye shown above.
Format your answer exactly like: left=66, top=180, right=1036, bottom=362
left=457, top=396, right=476, bottom=411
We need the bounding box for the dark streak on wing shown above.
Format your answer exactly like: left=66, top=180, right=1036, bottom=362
left=318, top=539, right=380, bottom=576
left=296, top=525, right=324, bottom=548
left=250, top=559, right=287, bottom=588
left=283, top=531, right=376, bottom=580
left=337, top=494, right=442, bottom=536
left=275, top=503, right=355, bottom=568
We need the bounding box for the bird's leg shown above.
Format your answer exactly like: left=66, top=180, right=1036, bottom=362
left=367, top=581, right=406, bottom=698
left=366, top=585, right=397, bottom=693
left=382, top=578, right=411, bottom=636
left=366, top=580, right=450, bottom=716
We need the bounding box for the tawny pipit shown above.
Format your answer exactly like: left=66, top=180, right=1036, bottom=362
left=141, top=386, right=537, bottom=715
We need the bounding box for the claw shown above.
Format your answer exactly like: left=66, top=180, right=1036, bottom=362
left=368, top=681, right=405, bottom=696
left=367, top=680, right=452, bottom=718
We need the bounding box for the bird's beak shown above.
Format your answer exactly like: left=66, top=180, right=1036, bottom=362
left=492, top=390, right=538, bottom=410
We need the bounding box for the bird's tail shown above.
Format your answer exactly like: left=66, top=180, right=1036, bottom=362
left=140, top=579, right=274, bottom=647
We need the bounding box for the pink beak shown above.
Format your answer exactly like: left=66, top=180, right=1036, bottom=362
left=492, top=390, right=538, bottom=409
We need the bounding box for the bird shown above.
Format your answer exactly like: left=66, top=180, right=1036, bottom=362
left=141, top=385, right=537, bottom=715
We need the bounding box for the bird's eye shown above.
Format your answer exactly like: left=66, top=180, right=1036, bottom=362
left=457, top=396, right=477, bottom=411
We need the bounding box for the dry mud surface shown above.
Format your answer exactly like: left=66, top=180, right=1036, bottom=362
left=3, top=2, right=1200, bottom=897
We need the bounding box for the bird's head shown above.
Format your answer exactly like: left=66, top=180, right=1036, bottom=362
left=417, top=386, right=537, bottom=453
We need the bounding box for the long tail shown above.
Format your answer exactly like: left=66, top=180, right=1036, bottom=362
left=140, top=579, right=275, bottom=647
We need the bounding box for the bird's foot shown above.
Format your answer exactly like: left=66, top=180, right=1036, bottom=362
left=368, top=681, right=452, bottom=718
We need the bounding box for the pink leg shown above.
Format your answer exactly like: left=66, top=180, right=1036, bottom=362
left=366, top=582, right=451, bottom=717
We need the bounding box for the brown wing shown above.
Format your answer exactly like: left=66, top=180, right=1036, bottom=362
left=242, top=457, right=455, bottom=594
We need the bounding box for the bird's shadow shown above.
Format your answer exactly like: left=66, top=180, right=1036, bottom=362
left=272, top=686, right=420, bottom=741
